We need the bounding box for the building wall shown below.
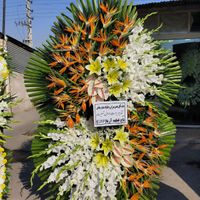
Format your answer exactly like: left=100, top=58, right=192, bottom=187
left=7, top=41, right=33, bottom=73
left=9, top=72, right=35, bottom=113
left=6, top=71, right=39, bottom=150
left=137, top=3, right=200, bottom=41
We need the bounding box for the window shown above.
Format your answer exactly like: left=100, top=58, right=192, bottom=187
left=160, top=12, right=188, bottom=33
left=191, top=12, right=200, bottom=32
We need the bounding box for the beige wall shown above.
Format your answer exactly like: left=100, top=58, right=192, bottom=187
left=5, top=72, right=40, bottom=150
left=9, top=72, right=34, bottom=113
left=0, top=41, right=40, bottom=150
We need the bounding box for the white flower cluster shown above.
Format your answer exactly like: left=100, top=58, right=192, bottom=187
left=85, top=24, right=165, bottom=109
left=0, top=147, right=7, bottom=199
left=125, top=24, right=164, bottom=105
left=39, top=125, right=123, bottom=200
left=0, top=101, right=9, bottom=127
left=0, top=55, right=10, bottom=129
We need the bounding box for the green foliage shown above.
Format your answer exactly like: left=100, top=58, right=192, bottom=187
left=24, top=53, right=57, bottom=118
left=176, top=44, right=200, bottom=106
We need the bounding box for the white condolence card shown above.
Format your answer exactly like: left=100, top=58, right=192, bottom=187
left=93, top=101, right=128, bottom=127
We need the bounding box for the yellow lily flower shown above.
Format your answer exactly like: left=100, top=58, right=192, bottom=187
left=86, top=58, right=102, bottom=75
left=0, top=184, right=5, bottom=190
left=90, top=134, right=100, bottom=149
left=2, top=175, right=6, bottom=180
left=114, top=127, right=129, bottom=146
left=2, top=152, right=6, bottom=158
left=94, top=153, right=109, bottom=168
left=106, top=70, right=120, bottom=85
left=109, top=83, right=122, bottom=97
left=122, top=79, right=132, bottom=92
left=103, top=58, right=117, bottom=72
left=1, top=68, right=9, bottom=80
left=101, top=139, right=113, bottom=155
left=117, top=58, right=128, bottom=70
left=0, top=56, right=9, bottom=80
left=3, top=159, right=7, bottom=165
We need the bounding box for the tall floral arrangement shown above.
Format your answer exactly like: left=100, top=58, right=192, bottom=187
left=25, top=0, right=181, bottom=199
left=0, top=48, right=13, bottom=199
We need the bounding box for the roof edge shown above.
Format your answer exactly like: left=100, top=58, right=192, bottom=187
left=136, top=0, right=200, bottom=9
left=0, top=32, right=35, bottom=52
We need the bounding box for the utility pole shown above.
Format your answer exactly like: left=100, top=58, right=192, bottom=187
left=2, top=0, right=7, bottom=50
left=24, top=0, right=33, bottom=47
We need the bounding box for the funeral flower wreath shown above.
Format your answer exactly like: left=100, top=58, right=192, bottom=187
left=0, top=49, right=13, bottom=199
left=25, top=0, right=181, bottom=199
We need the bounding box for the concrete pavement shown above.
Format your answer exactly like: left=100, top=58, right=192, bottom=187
left=158, top=128, right=200, bottom=200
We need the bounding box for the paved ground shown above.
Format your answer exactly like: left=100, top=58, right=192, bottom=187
left=5, top=108, right=200, bottom=200
left=158, top=128, right=200, bottom=200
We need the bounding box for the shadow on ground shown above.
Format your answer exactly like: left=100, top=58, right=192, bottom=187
left=157, top=128, right=200, bottom=199
left=18, top=141, right=48, bottom=200
left=158, top=183, right=188, bottom=200
left=169, top=129, right=200, bottom=195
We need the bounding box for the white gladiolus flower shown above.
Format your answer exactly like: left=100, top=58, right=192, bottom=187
left=54, top=118, right=66, bottom=128
left=123, top=24, right=164, bottom=103
left=0, top=101, right=8, bottom=112
left=39, top=121, right=124, bottom=200
left=0, top=117, right=7, bottom=126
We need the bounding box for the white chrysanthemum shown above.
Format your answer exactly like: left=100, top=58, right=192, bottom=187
left=39, top=123, right=123, bottom=200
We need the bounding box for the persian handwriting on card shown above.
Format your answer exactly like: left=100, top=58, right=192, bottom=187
left=93, top=101, right=128, bottom=127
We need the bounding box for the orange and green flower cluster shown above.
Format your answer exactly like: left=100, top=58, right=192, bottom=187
left=46, top=2, right=136, bottom=128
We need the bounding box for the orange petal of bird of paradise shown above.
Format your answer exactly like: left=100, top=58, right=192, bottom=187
left=143, top=180, right=151, bottom=188
left=81, top=101, right=87, bottom=112
left=75, top=113, right=81, bottom=123
left=100, top=3, right=117, bottom=15
left=47, top=76, right=66, bottom=88
left=130, top=193, right=140, bottom=200
left=92, top=30, right=107, bottom=42
left=66, top=117, right=74, bottom=128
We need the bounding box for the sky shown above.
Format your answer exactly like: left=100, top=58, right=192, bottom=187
left=0, top=0, right=169, bottom=48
